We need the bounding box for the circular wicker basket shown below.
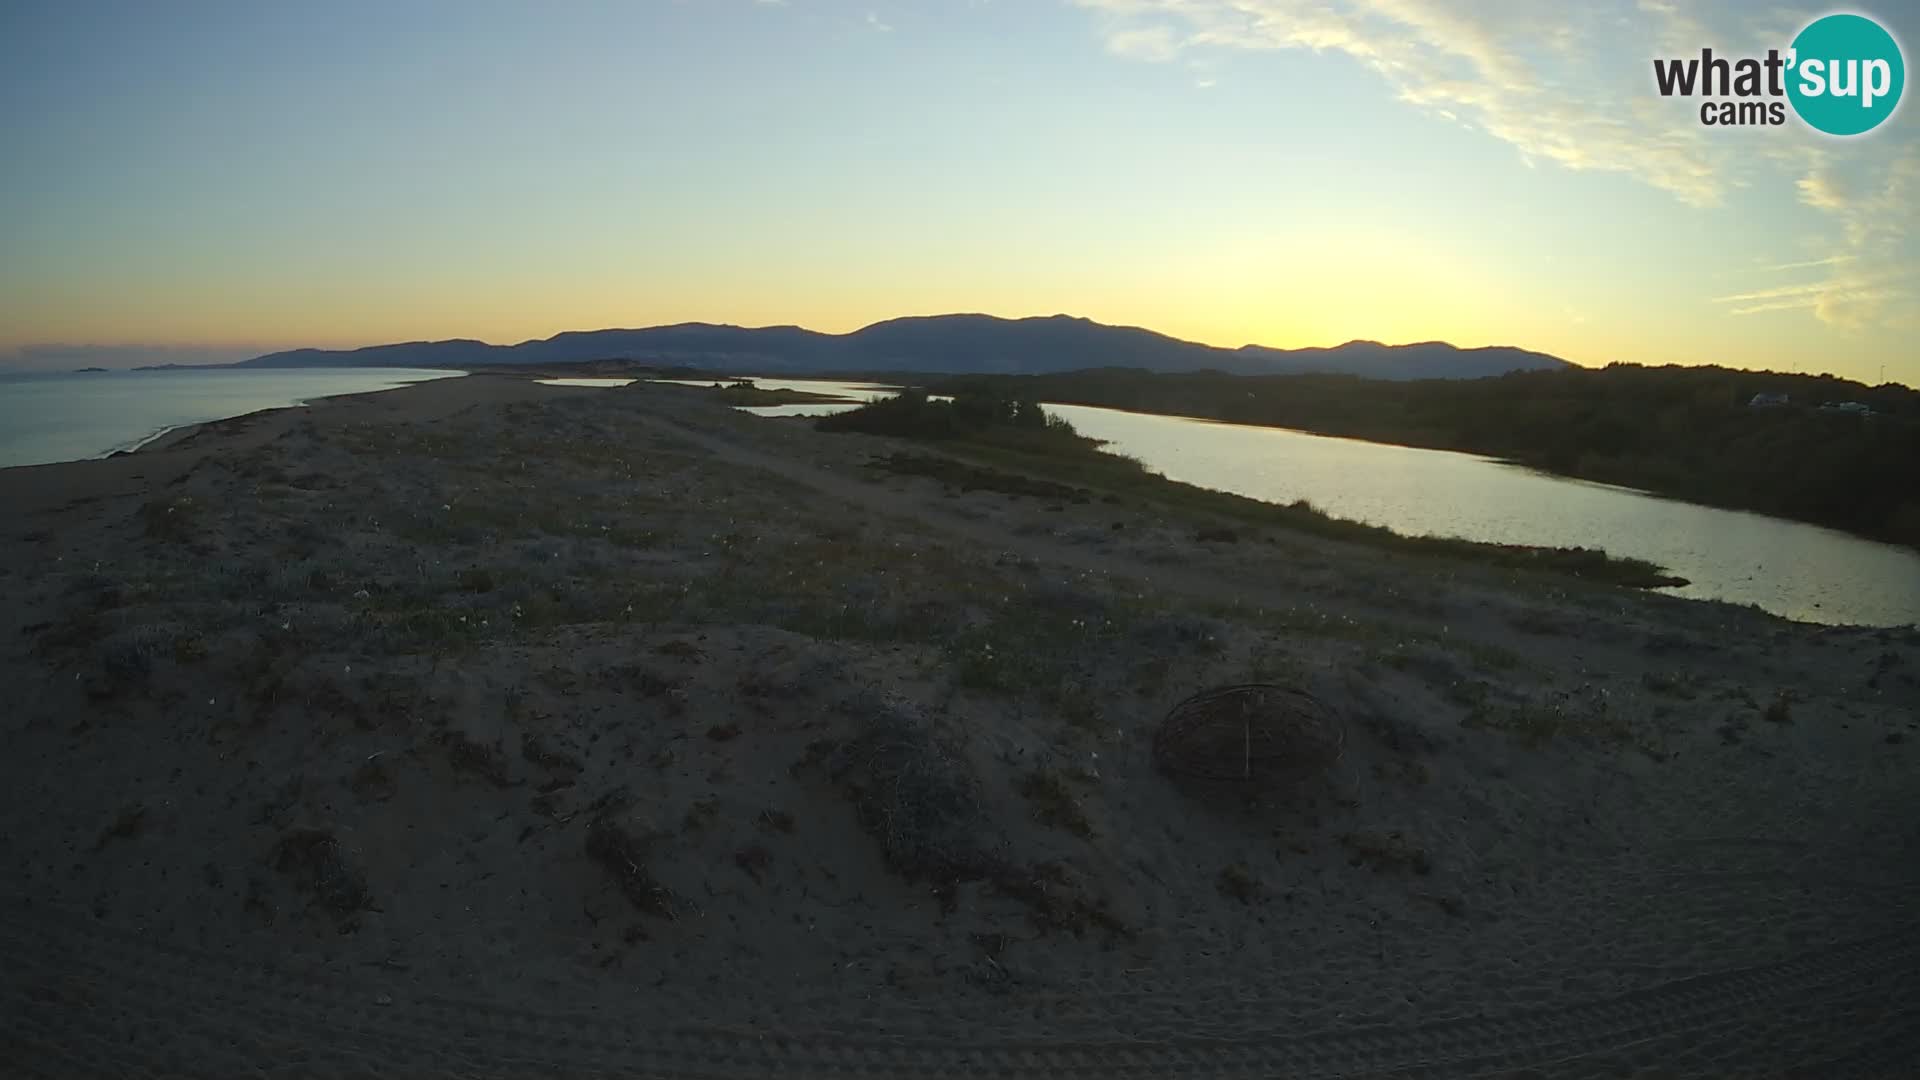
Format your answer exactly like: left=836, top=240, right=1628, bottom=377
left=1154, top=684, right=1345, bottom=783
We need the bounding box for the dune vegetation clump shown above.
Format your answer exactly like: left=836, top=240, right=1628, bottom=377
left=138, top=496, right=201, bottom=544
left=825, top=704, right=997, bottom=893
left=272, top=827, right=372, bottom=923
left=586, top=814, right=679, bottom=919
left=817, top=389, right=1088, bottom=446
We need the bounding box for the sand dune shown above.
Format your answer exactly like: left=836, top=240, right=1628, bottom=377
left=3, top=375, right=1916, bottom=1075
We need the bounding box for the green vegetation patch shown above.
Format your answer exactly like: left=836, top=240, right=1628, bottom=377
left=1017, top=768, right=1096, bottom=839
left=818, top=388, right=1094, bottom=448
left=866, top=452, right=1089, bottom=502
left=937, top=426, right=1683, bottom=589
left=139, top=496, right=201, bottom=543
left=712, top=381, right=858, bottom=407
left=816, top=387, right=1680, bottom=588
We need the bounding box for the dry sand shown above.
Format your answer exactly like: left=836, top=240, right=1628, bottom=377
left=2, top=374, right=1916, bottom=1076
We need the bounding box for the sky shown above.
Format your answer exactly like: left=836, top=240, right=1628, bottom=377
left=1, top=0, right=1915, bottom=384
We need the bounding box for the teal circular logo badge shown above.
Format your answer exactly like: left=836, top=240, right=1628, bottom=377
left=1787, top=13, right=1905, bottom=136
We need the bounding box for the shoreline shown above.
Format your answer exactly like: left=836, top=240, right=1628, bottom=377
left=0, top=367, right=470, bottom=472
left=925, top=380, right=1920, bottom=556
left=12, top=371, right=1912, bottom=627
left=725, top=378, right=1919, bottom=626
left=0, top=372, right=534, bottom=520
left=13, top=362, right=1908, bottom=555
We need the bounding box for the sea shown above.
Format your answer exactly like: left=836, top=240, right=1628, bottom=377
left=0, top=367, right=463, bottom=469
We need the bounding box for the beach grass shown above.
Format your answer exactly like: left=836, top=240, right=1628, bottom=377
left=828, top=407, right=1688, bottom=590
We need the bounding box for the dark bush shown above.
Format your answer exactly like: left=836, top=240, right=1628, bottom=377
left=273, top=827, right=371, bottom=920
left=827, top=704, right=997, bottom=891
left=817, top=389, right=1078, bottom=441
left=586, top=815, right=678, bottom=917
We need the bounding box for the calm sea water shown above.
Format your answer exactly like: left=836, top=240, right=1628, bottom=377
left=0, top=368, right=463, bottom=469
left=729, top=379, right=1920, bottom=627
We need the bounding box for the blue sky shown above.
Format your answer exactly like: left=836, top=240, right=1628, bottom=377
left=0, top=0, right=1914, bottom=383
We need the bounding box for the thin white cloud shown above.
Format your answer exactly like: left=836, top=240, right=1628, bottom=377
left=1796, top=169, right=1851, bottom=212
left=1713, top=272, right=1904, bottom=305
left=1637, top=0, right=1711, bottom=57
left=1107, top=25, right=1181, bottom=60
left=1726, top=286, right=1903, bottom=321
left=1071, top=0, right=1728, bottom=205
left=1729, top=149, right=1920, bottom=329
left=1763, top=255, right=1855, bottom=272
left=1071, top=0, right=1917, bottom=337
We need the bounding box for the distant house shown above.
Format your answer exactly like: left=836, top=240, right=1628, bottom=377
left=1748, top=392, right=1790, bottom=408
left=1819, top=401, right=1872, bottom=415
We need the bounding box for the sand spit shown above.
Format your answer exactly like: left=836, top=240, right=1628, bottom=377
left=3, top=375, right=1916, bottom=1075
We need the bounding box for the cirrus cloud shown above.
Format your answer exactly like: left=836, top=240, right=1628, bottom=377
left=1708, top=149, right=1918, bottom=329
left=1075, top=0, right=1919, bottom=338
left=1071, top=0, right=1731, bottom=205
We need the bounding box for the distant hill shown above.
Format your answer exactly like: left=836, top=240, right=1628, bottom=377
left=237, top=314, right=1572, bottom=380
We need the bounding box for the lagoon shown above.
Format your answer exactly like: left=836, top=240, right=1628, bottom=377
left=733, top=379, right=1920, bottom=627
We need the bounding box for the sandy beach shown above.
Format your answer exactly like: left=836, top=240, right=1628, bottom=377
left=3, top=373, right=1917, bottom=1076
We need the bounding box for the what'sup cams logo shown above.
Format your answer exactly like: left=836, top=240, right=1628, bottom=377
left=1654, top=12, right=1905, bottom=135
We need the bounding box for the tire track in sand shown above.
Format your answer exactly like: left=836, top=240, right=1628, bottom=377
left=4, top=892, right=1916, bottom=1076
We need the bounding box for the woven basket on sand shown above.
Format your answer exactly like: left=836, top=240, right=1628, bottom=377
left=1154, top=684, right=1346, bottom=783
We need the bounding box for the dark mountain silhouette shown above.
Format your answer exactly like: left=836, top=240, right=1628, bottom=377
left=1232, top=339, right=1571, bottom=380
left=237, top=314, right=1571, bottom=380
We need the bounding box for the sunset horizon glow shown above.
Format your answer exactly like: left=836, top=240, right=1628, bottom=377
left=3, top=1, right=1915, bottom=384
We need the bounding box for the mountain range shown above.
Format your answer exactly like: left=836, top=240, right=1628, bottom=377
left=237, top=314, right=1573, bottom=380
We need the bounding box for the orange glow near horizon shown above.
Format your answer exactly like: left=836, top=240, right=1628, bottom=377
left=2, top=265, right=1887, bottom=379
left=2, top=3, right=1914, bottom=385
